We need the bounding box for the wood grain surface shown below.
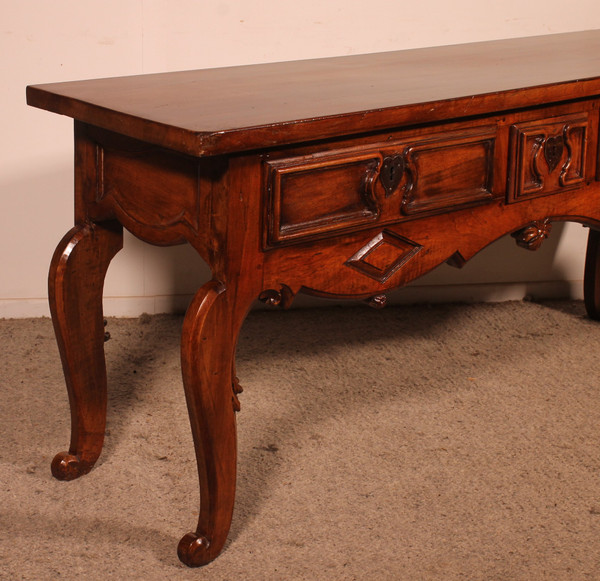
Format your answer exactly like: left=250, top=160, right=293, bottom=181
left=27, top=30, right=600, bottom=155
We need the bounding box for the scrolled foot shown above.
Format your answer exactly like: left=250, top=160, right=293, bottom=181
left=177, top=532, right=213, bottom=567
left=51, top=451, right=93, bottom=481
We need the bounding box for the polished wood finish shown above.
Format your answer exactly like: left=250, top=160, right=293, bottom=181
left=27, top=30, right=600, bottom=566
left=26, top=30, right=600, bottom=156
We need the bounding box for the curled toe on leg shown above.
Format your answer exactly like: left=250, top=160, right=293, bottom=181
left=51, top=451, right=92, bottom=481
left=177, top=532, right=212, bottom=567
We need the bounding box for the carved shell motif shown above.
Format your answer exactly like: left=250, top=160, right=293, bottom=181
left=511, top=219, right=552, bottom=251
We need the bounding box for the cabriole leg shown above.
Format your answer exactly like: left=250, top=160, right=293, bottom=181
left=584, top=228, right=600, bottom=320
left=177, top=280, right=252, bottom=567
left=49, top=221, right=123, bottom=480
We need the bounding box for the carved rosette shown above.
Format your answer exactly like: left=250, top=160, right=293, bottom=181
left=511, top=218, right=552, bottom=251
left=258, top=284, right=295, bottom=309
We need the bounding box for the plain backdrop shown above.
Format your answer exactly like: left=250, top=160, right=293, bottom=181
left=2, top=1, right=600, bottom=317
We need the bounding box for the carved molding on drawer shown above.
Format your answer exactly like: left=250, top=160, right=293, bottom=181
left=345, top=230, right=423, bottom=283
left=508, top=113, right=588, bottom=202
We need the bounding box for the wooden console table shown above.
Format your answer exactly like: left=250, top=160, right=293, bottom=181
left=27, top=31, right=600, bottom=566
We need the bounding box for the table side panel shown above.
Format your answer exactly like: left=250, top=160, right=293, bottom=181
left=74, top=123, right=222, bottom=263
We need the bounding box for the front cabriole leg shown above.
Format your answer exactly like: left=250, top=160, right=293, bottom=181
left=49, top=221, right=123, bottom=480
left=177, top=280, right=254, bottom=567
left=584, top=228, right=600, bottom=320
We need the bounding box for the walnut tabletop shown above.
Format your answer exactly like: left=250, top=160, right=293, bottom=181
left=27, top=30, right=600, bottom=567
left=27, top=30, right=600, bottom=155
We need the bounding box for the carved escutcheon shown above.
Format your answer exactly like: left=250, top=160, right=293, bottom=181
left=380, top=155, right=405, bottom=196
left=544, top=135, right=564, bottom=173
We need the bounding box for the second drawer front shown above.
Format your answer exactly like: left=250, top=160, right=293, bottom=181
left=508, top=112, right=589, bottom=202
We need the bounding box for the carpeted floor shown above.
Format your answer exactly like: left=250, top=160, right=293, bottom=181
left=1, top=300, right=600, bottom=580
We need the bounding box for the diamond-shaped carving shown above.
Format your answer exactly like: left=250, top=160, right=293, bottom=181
left=345, top=230, right=422, bottom=282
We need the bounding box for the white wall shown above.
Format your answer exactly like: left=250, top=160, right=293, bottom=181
left=2, top=1, right=600, bottom=317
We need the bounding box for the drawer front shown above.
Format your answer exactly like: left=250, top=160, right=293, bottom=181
left=508, top=112, right=589, bottom=202
left=265, top=126, right=496, bottom=246
left=265, top=152, right=381, bottom=245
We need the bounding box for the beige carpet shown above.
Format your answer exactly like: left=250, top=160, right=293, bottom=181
left=2, top=300, right=600, bottom=580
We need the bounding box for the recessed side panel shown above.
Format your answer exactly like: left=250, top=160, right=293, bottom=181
left=83, top=125, right=206, bottom=246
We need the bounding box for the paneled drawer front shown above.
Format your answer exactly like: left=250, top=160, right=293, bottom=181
left=402, top=129, right=495, bottom=214
left=265, top=152, right=381, bottom=245
left=265, top=126, right=497, bottom=247
left=508, top=112, right=589, bottom=202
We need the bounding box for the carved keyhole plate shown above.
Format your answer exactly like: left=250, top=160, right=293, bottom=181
left=380, top=155, right=404, bottom=196
left=544, top=135, right=564, bottom=173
